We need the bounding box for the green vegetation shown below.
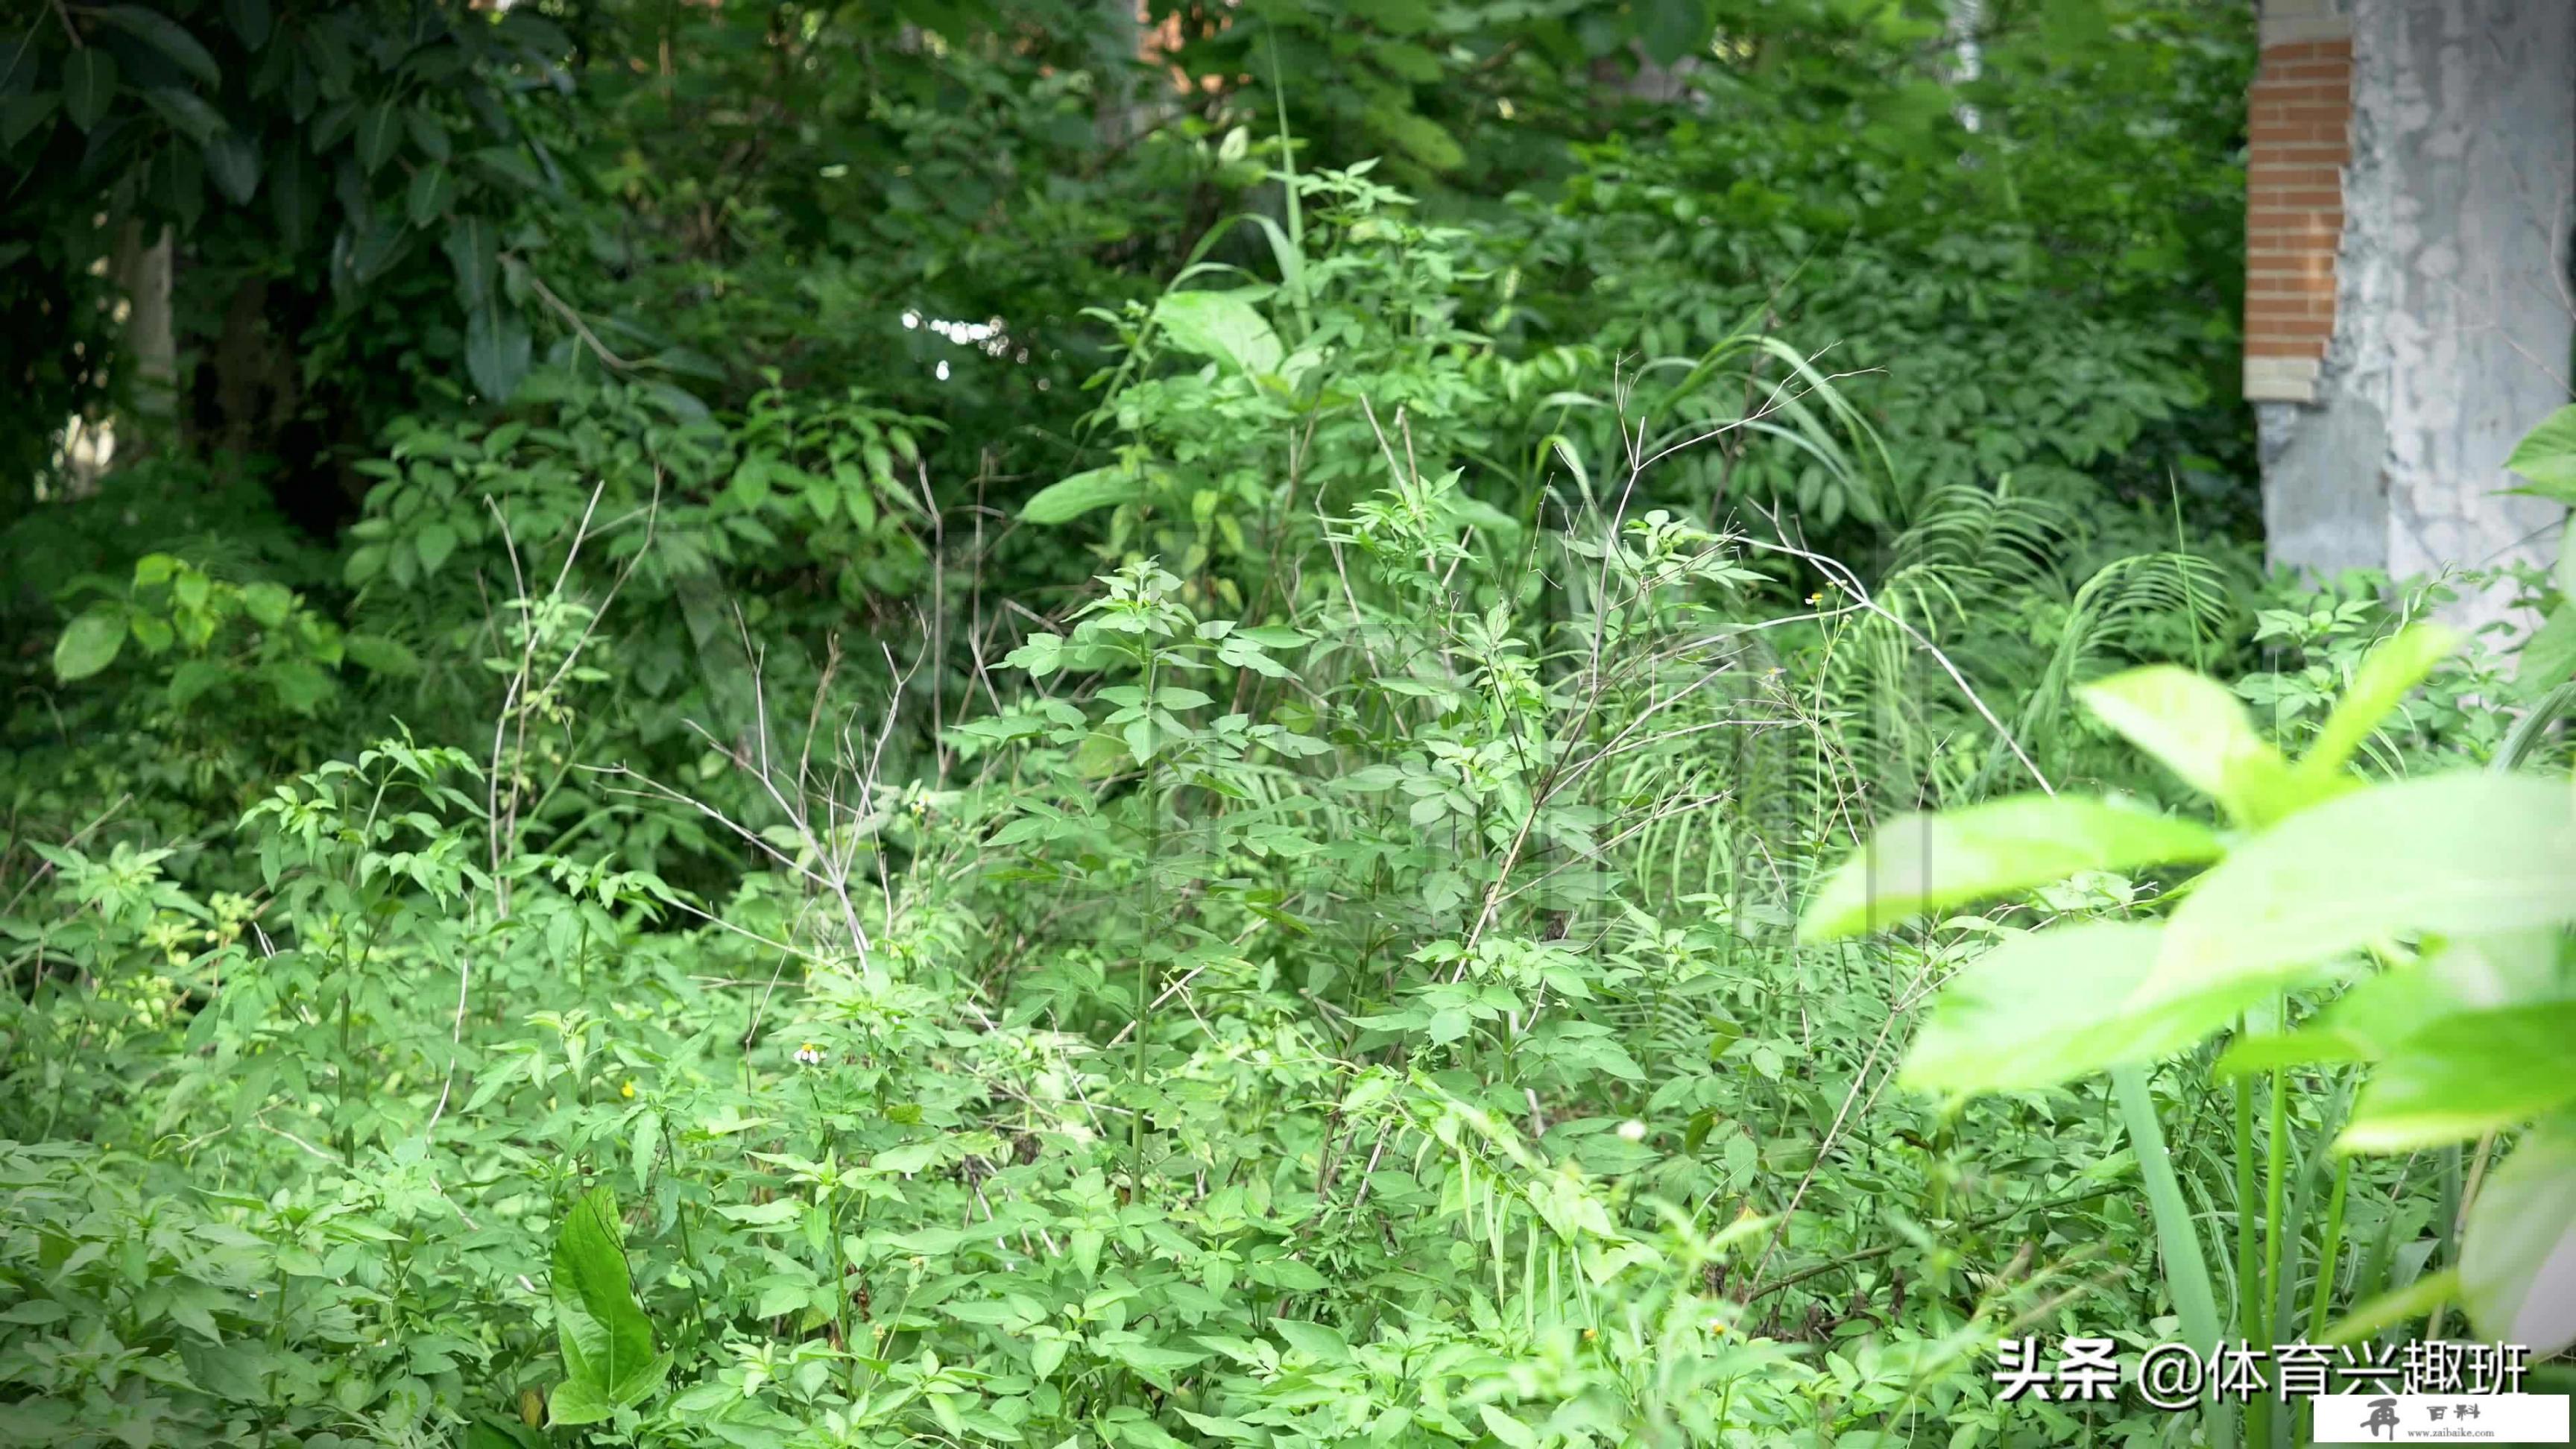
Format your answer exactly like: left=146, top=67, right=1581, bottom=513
left=4, top=2, right=2572, bottom=1447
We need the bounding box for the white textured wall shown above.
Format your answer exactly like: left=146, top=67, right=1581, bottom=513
left=2261, top=0, right=2572, bottom=633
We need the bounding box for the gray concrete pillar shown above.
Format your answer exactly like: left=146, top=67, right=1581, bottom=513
left=2255, top=0, right=2572, bottom=634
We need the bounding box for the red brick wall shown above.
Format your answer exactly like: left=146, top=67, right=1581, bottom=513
left=2244, top=37, right=2353, bottom=400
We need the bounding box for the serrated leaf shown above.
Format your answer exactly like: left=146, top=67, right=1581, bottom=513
left=1797, top=793, right=2223, bottom=942
left=1021, top=467, right=1140, bottom=525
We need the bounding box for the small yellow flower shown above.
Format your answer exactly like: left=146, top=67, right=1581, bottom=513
left=620, top=1080, right=637, bottom=1099
left=1806, top=591, right=1825, bottom=605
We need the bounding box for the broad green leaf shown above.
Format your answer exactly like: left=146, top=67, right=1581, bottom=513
left=2140, top=773, right=2576, bottom=1015
left=415, top=520, right=458, bottom=574
left=1797, top=793, right=2223, bottom=942
left=2517, top=604, right=2576, bottom=698
left=344, top=634, right=419, bottom=676
left=407, top=163, right=454, bottom=227
left=1272, top=1319, right=1348, bottom=1362
left=405, top=106, right=451, bottom=164
left=464, top=305, right=529, bottom=402
left=544, top=1377, right=613, bottom=1427
left=240, top=581, right=291, bottom=626
left=551, top=1187, right=660, bottom=1405
left=1, top=91, right=57, bottom=149
left=63, top=50, right=116, bottom=132
left=2341, top=1002, right=2576, bottom=1152
left=2295, top=624, right=2459, bottom=785
left=355, top=101, right=401, bottom=171
left=444, top=216, right=498, bottom=309
left=1636, top=0, right=1714, bottom=66
left=2504, top=402, right=2576, bottom=502
left=223, top=0, right=272, bottom=48
left=203, top=132, right=260, bottom=204
left=2458, top=1115, right=2576, bottom=1355
left=1901, top=921, right=2270, bottom=1095
left=1479, top=1406, right=1540, bottom=1449
left=2079, top=665, right=2300, bottom=825
left=1020, top=467, right=1140, bottom=525
left=1152, top=290, right=1283, bottom=375
left=168, top=659, right=228, bottom=708
left=2212, top=930, right=2566, bottom=1079
left=93, top=7, right=221, bottom=86
left=53, top=604, right=127, bottom=681
left=139, top=86, right=225, bottom=145
left=871, top=1141, right=938, bottom=1174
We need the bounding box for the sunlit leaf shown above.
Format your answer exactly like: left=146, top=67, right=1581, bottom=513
left=1798, top=793, right=2223, bottom=942
left=2504, top=402, right=2576, bottom=502
left=2459, top=1115, right=2576, bottom=1355
left=1021, top=467, right=1140, bottom=525
left=1902, top=921, right=2272, bottom=1095
left=551, top=1187, right=662, bottom=1411
left=2214, top=931, right=2569, bottom=1080
left=2139, top=774, right=2576, bottom=1015
left=2342, top=1003, right=2576, bottom=1152
left=2079, top=665, right=2302, bottom=825
left=1152, top=289, right=1283, bottom=376
left=53, top=604, right=127, bottom=681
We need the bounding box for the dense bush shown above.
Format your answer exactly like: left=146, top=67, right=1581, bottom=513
left=6, top=2, right=2573, bottom=1448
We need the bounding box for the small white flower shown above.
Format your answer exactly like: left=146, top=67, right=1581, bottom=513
left=794, top=1043, right=824, bottom=1066
left=1616, top=1120, right=1647, bottom=1142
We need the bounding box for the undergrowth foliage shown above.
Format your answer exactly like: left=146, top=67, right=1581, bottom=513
left=6, top=10, right=2575, bottom=1447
